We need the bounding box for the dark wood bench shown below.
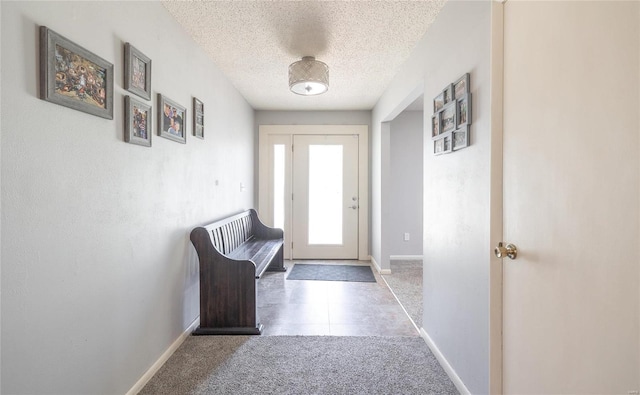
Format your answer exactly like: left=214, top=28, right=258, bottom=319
left=190, top=209, right=285, bottom=335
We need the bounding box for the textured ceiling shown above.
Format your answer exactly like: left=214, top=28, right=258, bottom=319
left=162, top=1, right=445, bottom=111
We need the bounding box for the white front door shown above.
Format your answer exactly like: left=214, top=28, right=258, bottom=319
left=291, top=134, right=359, bottom=259
left=502, top=2, right=639, bottom=393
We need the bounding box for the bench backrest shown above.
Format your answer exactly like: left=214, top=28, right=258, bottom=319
left=201, top=210, right=256, bottom=255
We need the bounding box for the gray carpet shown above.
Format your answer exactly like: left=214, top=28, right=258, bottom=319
left=382, top=260, right=423, bottom=327
left=140, top=336, right=458, bottom=394
left=287, top=263, right=376, bottom=282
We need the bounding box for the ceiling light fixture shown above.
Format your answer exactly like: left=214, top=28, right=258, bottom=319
left=288, top=56, right=329, bottom=96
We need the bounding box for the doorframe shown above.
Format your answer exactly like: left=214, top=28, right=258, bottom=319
left=258, top=125, right=369, bottom=261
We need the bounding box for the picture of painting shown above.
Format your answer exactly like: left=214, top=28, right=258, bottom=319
left=54, top=44, right=108, bottom=109
left=432, top=114, right=440, bottom=138
left=40, top=26, right=113, bottom=119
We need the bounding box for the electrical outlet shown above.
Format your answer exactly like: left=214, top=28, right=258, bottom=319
left=404, top=233, right=410, bottom=241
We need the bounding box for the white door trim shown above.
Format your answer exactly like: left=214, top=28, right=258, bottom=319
left=258, top=124, right=369, bottom=261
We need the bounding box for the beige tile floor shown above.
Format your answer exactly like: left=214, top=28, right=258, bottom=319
left=257, top=260, right=418, bottom=336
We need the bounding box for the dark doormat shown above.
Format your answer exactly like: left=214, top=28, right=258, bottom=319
left=287, top=264, right=376, bottom=282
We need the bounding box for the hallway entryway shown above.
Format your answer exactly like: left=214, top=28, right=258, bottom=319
left=257, top=260, right=417, bottom=336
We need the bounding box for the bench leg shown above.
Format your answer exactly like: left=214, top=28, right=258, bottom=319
left=266, top=247, right=287, bottom=272
left=193, top=324, right=263, bottom=336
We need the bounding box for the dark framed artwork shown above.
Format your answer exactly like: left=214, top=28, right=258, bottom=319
left=158, top=94, right=186, bottom=144
left=193, top=97, right=204, bottom=139
left=124, top=43, right=152, bottom=101
left=39, top=26, right=114, bottom=119
left=124, top=96, right=151, bottom=147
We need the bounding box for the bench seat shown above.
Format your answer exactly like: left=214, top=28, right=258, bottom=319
left=227, top=237, right=284, bottom=278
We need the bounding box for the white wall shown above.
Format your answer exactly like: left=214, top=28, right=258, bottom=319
left=389, top=110, right=423, bottom=257
left=1, top=2, right=255, bottom=393
left=372, top=1, right=493, bottom=393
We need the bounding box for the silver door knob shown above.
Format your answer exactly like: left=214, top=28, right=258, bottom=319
left=495, top=242, right=517, bottom=260
left=348, top=205, right=358, bottom=210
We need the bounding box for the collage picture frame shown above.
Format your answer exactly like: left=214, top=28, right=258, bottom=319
left=432, top=73, right=472, bottom=155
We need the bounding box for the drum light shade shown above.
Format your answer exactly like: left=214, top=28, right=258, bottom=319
left=288, top=56, right=329, bottom=96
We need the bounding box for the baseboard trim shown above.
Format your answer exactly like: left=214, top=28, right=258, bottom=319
left=126, top=317, right=200, bottom=395
left=370, top=256, right=391, bottom=274
left=419, top=328, right=470, bottom=395
left=390, top=255, right=423, bottom=261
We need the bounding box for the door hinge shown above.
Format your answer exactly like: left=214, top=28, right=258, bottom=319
left=291, top=242, right=294, bottom=249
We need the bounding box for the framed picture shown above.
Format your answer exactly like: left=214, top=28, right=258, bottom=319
left=193, top=97, right=204, bottom=139
left=434, top=138, right=445, bottom=155
left=433, top=92, right=444, bottom=112
left=124, top=43, right=151, bottom=101
left=433, top=135, right=452, bottom=156
left=453, top=126, right=470, bottom=151
left=39, top=26, right=113, bottom=119
left=441, top=103, right=456, bottom=134
left=158, top=94, right=186, bottom=144
left=431, top=113, right=440, bottom=138
left=443, top=84, right=454, bottom=105
left=124, top=96, right=151, bottom=147
left=443, top=135, right=452, bottom=154
left=456, top=93, right=472, bottom=128
left=454, top=73, right=470, bottom=99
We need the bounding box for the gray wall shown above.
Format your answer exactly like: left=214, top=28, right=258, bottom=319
left=389, top=111, right=423, bottom=257
left=1, top=2, right=255, bottom=393
left=255, top=110, right=371, bottom=127
left=371, top=1, right=493, bottom=393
